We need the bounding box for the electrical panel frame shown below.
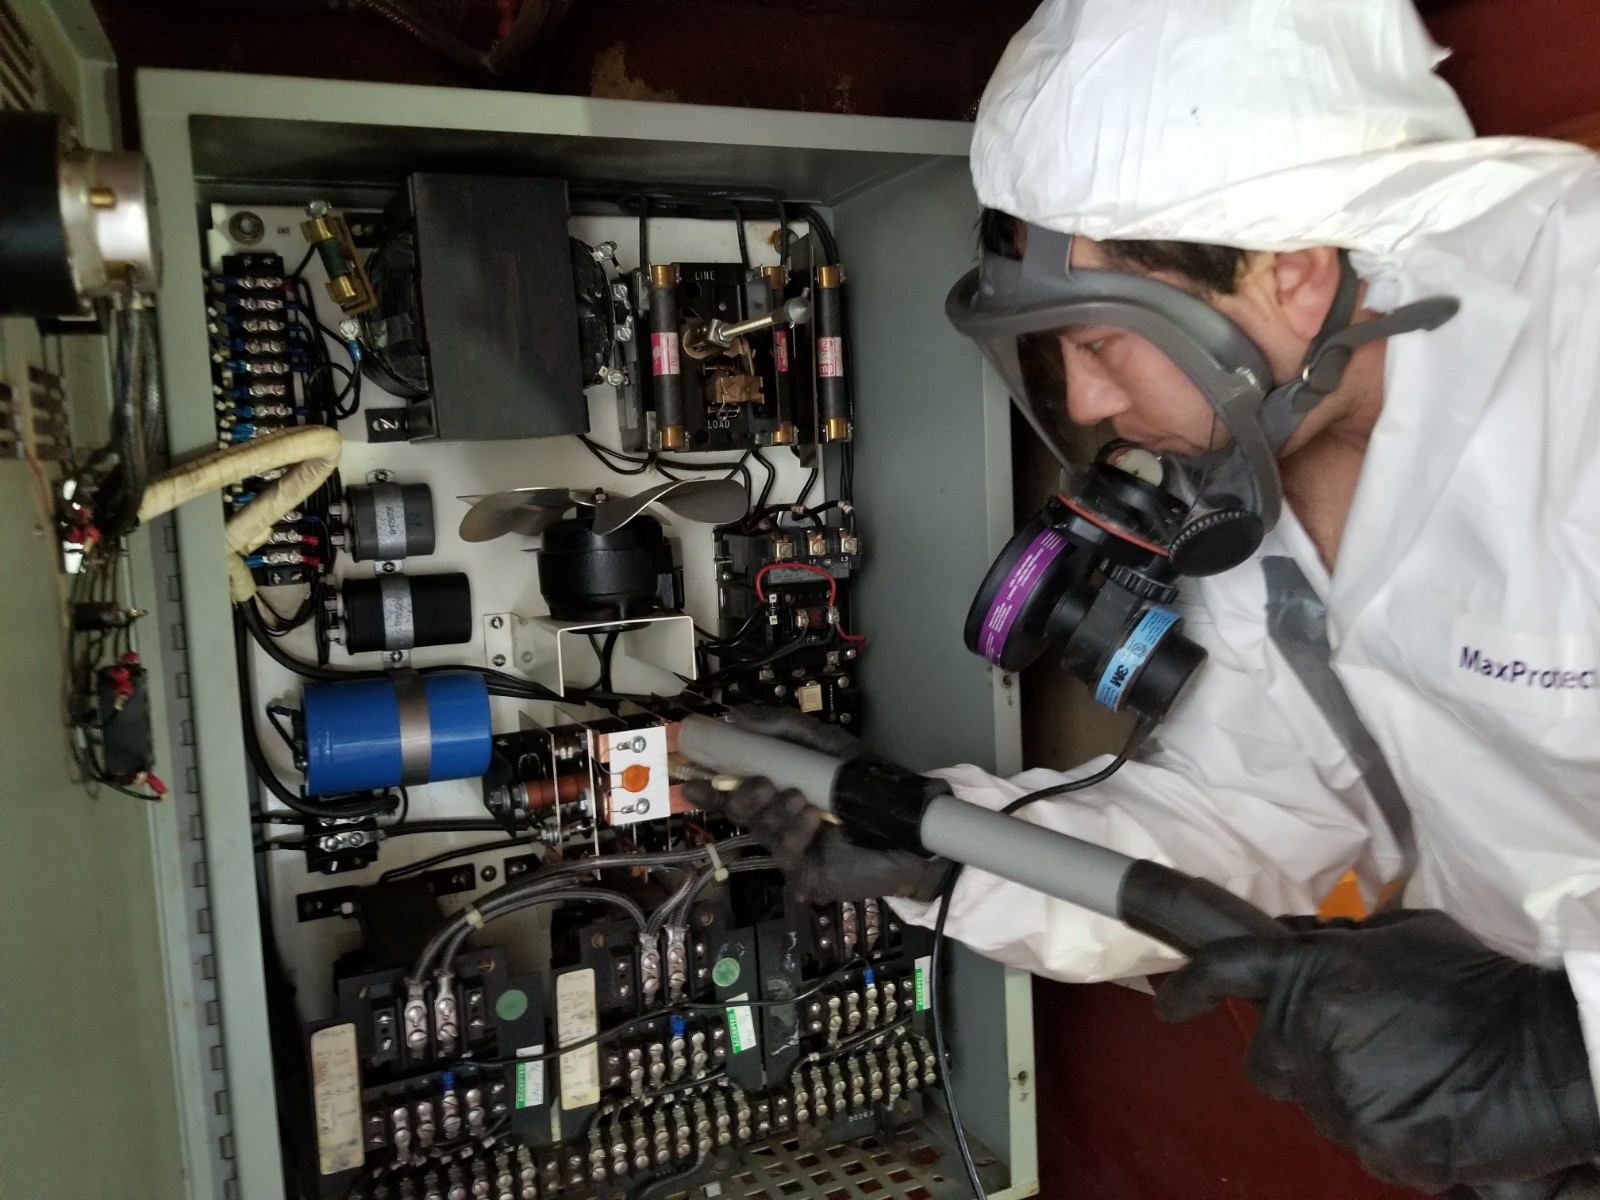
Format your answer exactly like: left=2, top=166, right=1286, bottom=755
left=133, top=69, right=1031, bottom=1200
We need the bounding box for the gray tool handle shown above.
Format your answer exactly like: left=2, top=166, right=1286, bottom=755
left=677, top=716, right=845, bottom=812
left=676, top=715, right=1285, bottom=953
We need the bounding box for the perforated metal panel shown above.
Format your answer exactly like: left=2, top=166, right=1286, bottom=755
left=0, top=0, right=38, bottom=111
left=709, top=1123, right=1008, bottom=1200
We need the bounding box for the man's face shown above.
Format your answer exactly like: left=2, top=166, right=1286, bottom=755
left=1056, top=236, right=1232, bottom=455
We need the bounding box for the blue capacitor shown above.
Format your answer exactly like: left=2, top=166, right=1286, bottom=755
left=301, top=671, right=491, bottom=797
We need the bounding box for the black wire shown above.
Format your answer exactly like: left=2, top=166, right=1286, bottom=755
left=795, top=467, right=818, bottom=508
left=579, top=434, right=653, bottom=476
left=377, top=834, right=535, bottom=885
left=929, top=721, right=1149, bottom=1199
left=751, top=446, right=776, bottom=512
left=264, top=704, right=298, bottom=756
left=241, top=602, right=564, bottom=703
left=729, top=199, right=750, bottom=270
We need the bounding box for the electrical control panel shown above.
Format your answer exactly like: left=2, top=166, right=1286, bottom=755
left=177, top=170, right=1003, bottom=1200
left=80, top=68, right=1032, bottom=1200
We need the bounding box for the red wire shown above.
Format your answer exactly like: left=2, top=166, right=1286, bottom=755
left=752, top=562, right=866, bottom=645
left=754, top=561, right=838, bottom=606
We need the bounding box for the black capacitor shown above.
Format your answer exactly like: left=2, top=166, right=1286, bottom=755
left=536, top=515, right=680, bottom=622
left=646, top=263, right=687, bottom=451
left=813, top=263, right=850, bottom=442
left=347, top=482, right=435, bottom=562
left=341, top=572, right=472, bottom=653
left=0, top=112, right=79, bottom=317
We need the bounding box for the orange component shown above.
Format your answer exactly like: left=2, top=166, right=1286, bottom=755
left=621, top=764, right=651, bottom=793
left=1317, top=870, right=1369, bottom=921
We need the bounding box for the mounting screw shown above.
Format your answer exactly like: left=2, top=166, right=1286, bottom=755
left=307, top=198, right=330, bottom=218
left=378, top=561, right=399, bottom=574
left=481, top=865, right=497, bottom=882
left=384, top=650, right=404, bottom=664
left=489, top=615, right=505, bottom=630
left=520, top=651, right=534, bottom=664
left=592, top=933, right=607, bottom=949
left=492, top=654, right=507, bottom=668
left=369, top=469, right=394, bottom=483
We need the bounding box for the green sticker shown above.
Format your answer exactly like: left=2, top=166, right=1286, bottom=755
left=914, top=957, right=931, bottom=1013
left=711, top=956, right=741, bottom=989
left=725, top=994, right=757, bottom=1055
left=514, top=1057, right=545, bottom=1109
left=495, top=987, right=529, bottom=1022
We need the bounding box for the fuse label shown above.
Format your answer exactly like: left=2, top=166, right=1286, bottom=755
left=818, top=336, right=844, bottom=378
left=556, top=969, right=601, bottom=1109
left=310, top=1023, right=364, bottom=1175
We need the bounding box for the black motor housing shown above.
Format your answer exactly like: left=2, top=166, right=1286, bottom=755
left=536, top=514, right=681, bottom=621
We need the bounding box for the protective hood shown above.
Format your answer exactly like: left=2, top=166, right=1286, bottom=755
left=973, top=0, right=1592, bottom=265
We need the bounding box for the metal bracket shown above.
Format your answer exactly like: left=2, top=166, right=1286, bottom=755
left=422, top=863, right=476, bottom=897
left=482, top=611, right=697, bottom=695
left=296, top=887, right=361, bottom=923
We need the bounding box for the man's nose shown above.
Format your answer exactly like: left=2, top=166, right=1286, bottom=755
left=1062, top=348, right=1130, bottom=427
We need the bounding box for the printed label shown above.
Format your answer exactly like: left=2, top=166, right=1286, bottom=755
left=726, top=993, right=757, bottom=1054
left=914, top=956, right=932, bottom=1013
left=1095, top=606, right=1181, bottom=710
left=310, top=1023, right=364, bottom=1175
left=515, top=1047, right=545, bottom=1109
left=775, top=328, right=790, bottom=373
left=650, top=331, right=681, bottom=376
left=1450, top=617, right=1600, bottom=714
left=556, top=970, right=601, bottom=1109
left=818, top=336, right=844, bottom=378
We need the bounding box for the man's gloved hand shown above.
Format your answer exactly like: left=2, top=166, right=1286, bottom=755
left=680, top=706, right=948, bottom=905
left=1155, top=909, right=1600, bottom=1192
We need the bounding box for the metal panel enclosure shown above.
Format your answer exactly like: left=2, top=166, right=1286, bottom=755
left=130, top=67, right=1036, bottom=1200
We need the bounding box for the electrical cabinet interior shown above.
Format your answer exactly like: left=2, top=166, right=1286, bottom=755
left=136, top=70, right=1030, bottom=1200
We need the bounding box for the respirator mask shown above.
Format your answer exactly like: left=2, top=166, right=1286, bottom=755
left=946, top=220, right=1456, bottom=721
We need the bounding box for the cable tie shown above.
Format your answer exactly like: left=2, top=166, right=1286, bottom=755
left=706, top=843, right=729, bottom=883
left=463, top=903, right=485, bottom=931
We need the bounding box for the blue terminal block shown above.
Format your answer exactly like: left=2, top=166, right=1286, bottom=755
left=301, top=672, right=491, bottom=797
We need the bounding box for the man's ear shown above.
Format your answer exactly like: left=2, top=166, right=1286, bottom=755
left=1270, top=247, right=1344, bottom=342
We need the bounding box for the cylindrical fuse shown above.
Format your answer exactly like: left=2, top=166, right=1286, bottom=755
left=646, top=264, right=686, bottom=451
left=340, top=572, right=471, bottom=654
left=762, top=265, right=797, bottom=446
left=814, top=263, right=850, bottom=442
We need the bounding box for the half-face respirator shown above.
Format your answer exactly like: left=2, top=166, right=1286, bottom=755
left=948, top=219, right=1457, bottom=722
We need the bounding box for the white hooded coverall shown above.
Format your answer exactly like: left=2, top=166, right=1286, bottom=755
left=888, top=0, right=1600, bottom=1101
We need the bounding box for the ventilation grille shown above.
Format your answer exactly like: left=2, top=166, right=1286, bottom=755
left=0, top=0, right=38, bottom=112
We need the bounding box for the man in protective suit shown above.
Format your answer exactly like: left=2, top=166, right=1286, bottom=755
left=686, top=0, right=1600, bottom=1193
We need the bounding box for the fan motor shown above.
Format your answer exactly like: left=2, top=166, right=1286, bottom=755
left=535, top=514, right=682, bottom=622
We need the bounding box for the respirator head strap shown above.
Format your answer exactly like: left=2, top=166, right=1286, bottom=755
left=1259, top=253, right=1461, bottom=450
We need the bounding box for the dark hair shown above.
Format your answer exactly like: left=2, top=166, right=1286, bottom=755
left=1101, top=240, right=1247, bottom=296
left=979, top=208, right=1248, bottom=296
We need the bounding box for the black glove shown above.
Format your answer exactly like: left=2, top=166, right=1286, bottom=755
left=680, top=706, right=947, bottom=905
left=1155, top=909, right=1600, bottom=1192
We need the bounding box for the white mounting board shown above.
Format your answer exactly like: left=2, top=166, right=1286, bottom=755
left=208, top=202, right=824, bottom=1019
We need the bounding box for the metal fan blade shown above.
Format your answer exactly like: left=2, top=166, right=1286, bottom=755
left=590, top=478, right=749, bottom=535
left=457, top=487, right=593, bottom=542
